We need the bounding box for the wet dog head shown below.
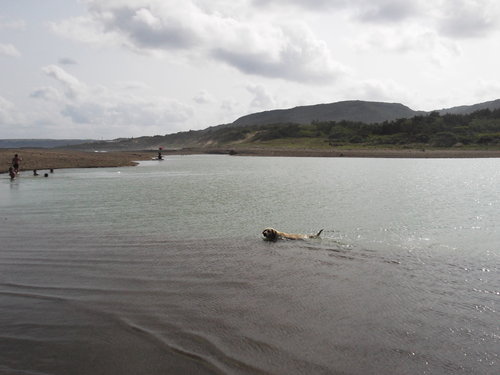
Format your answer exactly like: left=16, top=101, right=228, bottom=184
left=262, top=228, right=278, bottom=241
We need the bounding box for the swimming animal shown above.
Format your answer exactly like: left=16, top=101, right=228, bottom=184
left=262, top=228, right=323, bottom=241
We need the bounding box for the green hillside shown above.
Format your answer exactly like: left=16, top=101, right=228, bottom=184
left=66, top=107, right=500, bottom=151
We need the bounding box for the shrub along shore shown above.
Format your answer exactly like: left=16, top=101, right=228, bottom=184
left=2, top=147, right=500, bottom=175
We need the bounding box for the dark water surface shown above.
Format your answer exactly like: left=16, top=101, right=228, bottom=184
left=1, top=155, right=498, bottom=374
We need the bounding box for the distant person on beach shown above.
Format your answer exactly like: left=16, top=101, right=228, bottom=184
left=8, top=167, right=15, bottom=180
left=33, top=169, right=39, bottom=176
left=158, top=151, right=162, bottom=160
left=12, top=154, right=22, bottom=173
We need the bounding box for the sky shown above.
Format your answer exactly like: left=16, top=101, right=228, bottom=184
left=1, top=0, right=500, bottom=140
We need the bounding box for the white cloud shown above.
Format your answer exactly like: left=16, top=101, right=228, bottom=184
left=0, top=17, right=25, bottom=30
left=193, top=90, right=214, bottom=105
left=42, top=65, right=86, bottom=100
left=49, top=15, right=120, bottom=46
left=0, top=43, right=21, bottom=57
left=356, top=27, right=461, bottom=67
left=32, top=65, right=193, bottom=136
left=0, top=95, right=28, bottom=130
left=51, top=0, right=347, bottom=83
left=345, top=79, right=412, bottom=106
left=0, top=96, right=17, bottom=124
left=30, top=87, right=64, bottom=102
left=246, top=84, right=276, bottom=110
left=474, top=80, right=500, bottom=100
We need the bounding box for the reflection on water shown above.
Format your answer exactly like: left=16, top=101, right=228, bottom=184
left=1, top=155, right=499, bottom=374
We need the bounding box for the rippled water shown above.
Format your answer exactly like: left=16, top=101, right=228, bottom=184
left=1, top=155, right=499, bottom=374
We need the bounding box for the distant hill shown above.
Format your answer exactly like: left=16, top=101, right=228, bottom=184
left=41, top=98, right=500, bottom=151
left=0, top=139, right=96, bottom=149
left=232, top=100, right=423, bottom=126
left=438, top=98, right=500, bottom=115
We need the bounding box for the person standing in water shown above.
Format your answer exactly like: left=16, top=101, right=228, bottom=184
left=8, top=167, right=16, bottom=180
left=12, top=154, right=22, bottom=174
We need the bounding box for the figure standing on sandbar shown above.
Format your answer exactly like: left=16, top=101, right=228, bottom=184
left=12, top=154, right=22, bottom=174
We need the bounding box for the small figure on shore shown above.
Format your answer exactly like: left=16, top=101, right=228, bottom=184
left=8, top=167, right=16, bottom=180
left=158, top=151, right=163, bottom=160
left=33, top=169, right=39, bottom=176
left=12, top=154, right=22, bottom=174
left=50, top=168, right=54, bottom=173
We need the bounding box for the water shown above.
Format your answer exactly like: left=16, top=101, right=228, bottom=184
left=1, top=155, right=498, bottom=374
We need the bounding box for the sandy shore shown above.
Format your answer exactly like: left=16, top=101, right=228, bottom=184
left=221, top=147, right=500, bottom=159
left=1, top=147, right=499, bottom=174
left=0, top=149, right=154, bottom=174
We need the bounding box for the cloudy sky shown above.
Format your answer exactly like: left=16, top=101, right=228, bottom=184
left=1, top=0, right=500, bottom=139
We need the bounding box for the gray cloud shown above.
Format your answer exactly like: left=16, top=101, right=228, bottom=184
left=30, top=87, right=62, bottom=101
left=252, top=0, right=500, bottom=36
left=35, top=65, right=193, bottom=133
left=58, top=57, right=77, bottom=65
left=251, top=0, right=419, bottom=23
left=252, top=0, right=344, bottom=9
left=438, top=6, right=496, bottom=39
left=355, top=0, right=420, bottom=23
left=0, top=17, right=25, bottom=30
left=212, top=47, right=342, bottom=84
left=0, top=43, right=21, bottom=57
left=246, top=84, right=276, bottom=110
left=193, top=90, right=214, bottom=105
left=53, top=0, right=346, bottom=84
left=0, top=95, right=26, bottom=126
left=100, top=6, right=201, bottom=50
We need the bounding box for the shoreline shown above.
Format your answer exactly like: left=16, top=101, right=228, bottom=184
left=1, top=147, right=499, bottom=173
left=207, top=147, right=500, bottom=159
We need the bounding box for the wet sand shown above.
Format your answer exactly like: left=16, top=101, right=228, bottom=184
left=1, top=147, right=499, bottom=174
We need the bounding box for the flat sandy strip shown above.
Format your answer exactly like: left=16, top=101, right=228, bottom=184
left=0, top=149, right=153, bottom=174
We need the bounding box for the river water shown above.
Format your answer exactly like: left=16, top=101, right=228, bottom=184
left=1, top=155, right=498, bottom=374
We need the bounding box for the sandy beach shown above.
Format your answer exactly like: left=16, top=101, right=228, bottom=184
left=1, top=147, right=499, bottom=174
left=0, top=149, right=154, bottom=174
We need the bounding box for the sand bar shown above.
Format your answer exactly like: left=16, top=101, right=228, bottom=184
left=0, top=149, right=154, bottom=174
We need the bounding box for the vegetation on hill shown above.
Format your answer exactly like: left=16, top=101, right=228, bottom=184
left=194, top=108, right=500, bottom=148
left=64, top=106, right=500, bottom=152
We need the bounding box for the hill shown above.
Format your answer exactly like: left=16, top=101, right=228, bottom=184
left=232, top=100, right=422, bottom=126
left=61, top=99, right=500, bottom=151
left=438, top=98, right=500, bottom=115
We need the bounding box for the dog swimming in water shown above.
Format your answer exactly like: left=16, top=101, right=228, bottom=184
left=262, top=228, right=323, bottom=241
